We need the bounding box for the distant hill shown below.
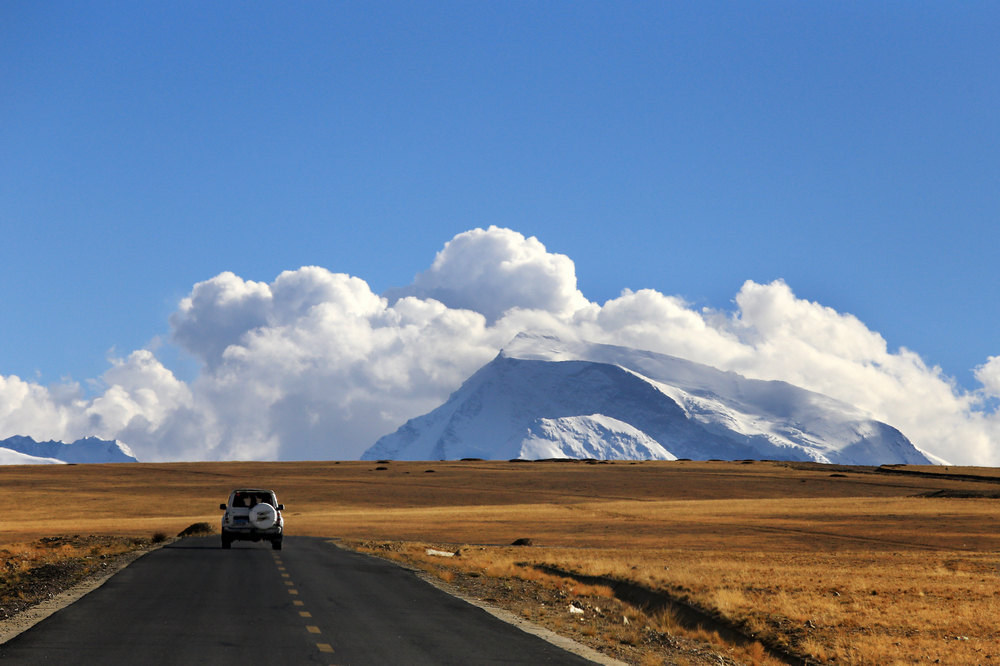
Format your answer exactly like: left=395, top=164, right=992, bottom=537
left=0, top=435, right=138, bottom=464
left=363, top=332, right=933, bottom=465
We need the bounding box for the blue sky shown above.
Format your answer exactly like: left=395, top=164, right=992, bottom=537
left=1, top=3, right=999, bottom=462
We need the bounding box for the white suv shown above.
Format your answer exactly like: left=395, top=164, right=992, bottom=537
left=220, top=488, right=284, bottom=550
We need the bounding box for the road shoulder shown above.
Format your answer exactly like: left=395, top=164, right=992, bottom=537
left=0, top=540, right=169, bottom=645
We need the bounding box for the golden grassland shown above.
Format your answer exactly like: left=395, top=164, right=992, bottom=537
left=1, top=536, right=150, bottom=583
left=1, top=459, right=999, bottom=664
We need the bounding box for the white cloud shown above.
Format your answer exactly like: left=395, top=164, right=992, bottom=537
left=387, top=226, right=590, bottom=322
left=160, top=267, right=502, bottom=460
left=170, top=271, right=272, bottom=366
left=1, top=226, right=998, bottom=465
left=0, top=374, right=85, bottom=442
left=975, top=356, right=1000, bottom=398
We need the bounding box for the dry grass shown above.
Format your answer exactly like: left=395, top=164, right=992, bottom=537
left=2, top=459, right=1000, bottom=664
left=1, top=535, right=151, bottom=618
left=1, top=536, right=143, bottom=575
left=525, top=547, right=1000, bottom=663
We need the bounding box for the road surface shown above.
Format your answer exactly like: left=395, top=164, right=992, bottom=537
left=0, top=536, right=598, bottom=665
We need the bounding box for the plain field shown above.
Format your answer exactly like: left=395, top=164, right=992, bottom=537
left=3, top=459, right=999, bottom=664
left=2, top=459, right=999, bottom=550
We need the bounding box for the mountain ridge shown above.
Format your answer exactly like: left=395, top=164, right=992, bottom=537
left=363, top=332, right=933, bottom=465
left=0, top=435, right=138, bottom=464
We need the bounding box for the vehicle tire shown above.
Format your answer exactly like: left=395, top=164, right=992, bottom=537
left=249, top=503, right=277, bottom=530
left=221, top=534, right=232, bottom=549
left=272, top=539, right=282, bottom=551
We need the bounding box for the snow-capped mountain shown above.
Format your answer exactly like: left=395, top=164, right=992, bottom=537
left=363, top=333, right=933, bottom=465
left=0, top=448, right=65, bottom=465
left=0, top=435, right=138, bottom=464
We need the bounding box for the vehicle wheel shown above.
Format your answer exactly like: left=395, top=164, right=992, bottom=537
left=221, top=536, right=232, bottom=549
left=271, top=539, right=282, bottom=551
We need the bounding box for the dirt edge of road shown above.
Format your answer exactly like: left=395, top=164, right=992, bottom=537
left=0, top=540, right=171, bottom=645
left=415, top=559, right=627, bottom=666
left=328, top=539, right=628, bottom=666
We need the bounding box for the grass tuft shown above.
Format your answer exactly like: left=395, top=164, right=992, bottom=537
left=177, top=522, right=215, bottom=537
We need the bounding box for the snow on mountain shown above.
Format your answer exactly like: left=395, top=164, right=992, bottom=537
left=0, top=436, right=138, bottom=464
left=363, top=332, right=933, bottom=464
left=517, top=415, right=677, bottom=461
left=0, top=447, right=66, bottom=465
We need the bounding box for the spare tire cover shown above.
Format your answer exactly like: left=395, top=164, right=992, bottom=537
left=249, top=503, right=277, bottom=529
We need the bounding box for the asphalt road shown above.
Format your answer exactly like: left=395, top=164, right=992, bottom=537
left=0, top=536, right=597, bottom=665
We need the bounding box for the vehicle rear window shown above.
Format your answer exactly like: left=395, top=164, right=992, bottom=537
left=231, top=492, right=274, bottom=507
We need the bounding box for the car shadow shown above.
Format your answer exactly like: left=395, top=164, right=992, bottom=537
left=163, top=536, right=267, bottom=550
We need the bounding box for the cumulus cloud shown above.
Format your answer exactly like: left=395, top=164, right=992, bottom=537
left=170, top=271, right=272, bottom=366
left=387, top=226, right=590, bottom=322
left=0, top=374, right=84, bottom=443
left=573, top=280, right=1000, bottom=466
left=1, top=226, right=998, bottom=464
left=975, top=357, right=1000, bottom=398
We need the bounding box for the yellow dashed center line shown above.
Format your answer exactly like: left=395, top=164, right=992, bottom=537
left=275, top=554, right=333, bottom=658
